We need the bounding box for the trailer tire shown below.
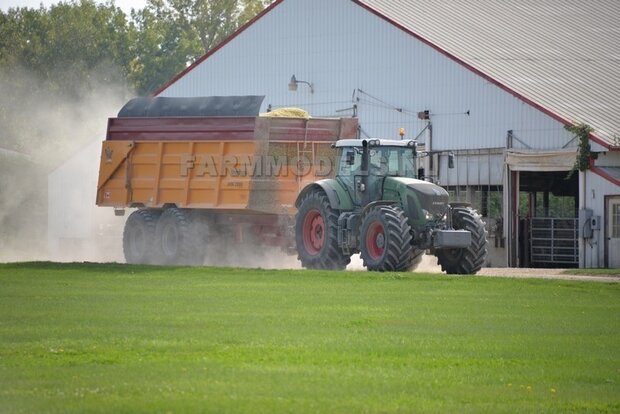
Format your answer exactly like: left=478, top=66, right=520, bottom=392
left=123, top=209, right=161, bottom=264
left=360, top=206, right=415, bottom=271
left=436, top=207, right=487, bottom=274
left=155, top=208, right=206, bottom=265
left=296, top=190, right=350, bottom=270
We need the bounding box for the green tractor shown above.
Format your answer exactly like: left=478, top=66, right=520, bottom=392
left=294, top=138, right=487, bottom=274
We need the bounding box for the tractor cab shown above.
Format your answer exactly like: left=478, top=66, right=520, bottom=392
left=334, top=138, right=419, bottom=207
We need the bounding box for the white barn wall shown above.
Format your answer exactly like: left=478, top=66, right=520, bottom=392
left=156, top=0, right=620, bottom=268
left=438, top=150, right=505, bottom=187
left=582, top=169, right=620, bottom=268
left=160, top=0, right=576, bottom=163
left=596, top=151, right=620, bottom=167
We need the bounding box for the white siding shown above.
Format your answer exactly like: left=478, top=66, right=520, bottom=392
left=160, top=0, right=576, bottom=157
left=439, top=152, right=504, bottom=186
left=596, top=151, right=620, bottom=167
left=582, top=170, right=620, bottom=268
left=157, top=0, right=620, bottom=268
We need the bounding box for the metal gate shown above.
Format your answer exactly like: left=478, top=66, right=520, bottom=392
left=530, top=217, right=578, bottom=266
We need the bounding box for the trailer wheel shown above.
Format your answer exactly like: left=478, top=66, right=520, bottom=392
left=435, top=207, right=487, bottom=274
left=295, top=190, right=350, bottom=270
left=360, top=206, right=415, bottom=271
left=123, top=209, right=161, bottom=264
left=155, top=208, right=206, bottom=265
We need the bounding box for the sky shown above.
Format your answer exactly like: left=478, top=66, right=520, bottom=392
left=0, top=0, right=147, bottom=15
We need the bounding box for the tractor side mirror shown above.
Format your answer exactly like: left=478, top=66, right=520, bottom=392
left=448, top=152, right=455, bottom=169
left=345, top=150, right=355, bottom=165
left=407, top=140, right=417, bottom=157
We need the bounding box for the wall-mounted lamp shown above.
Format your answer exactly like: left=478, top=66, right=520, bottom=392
left=288, top=75, right=314, bottom=93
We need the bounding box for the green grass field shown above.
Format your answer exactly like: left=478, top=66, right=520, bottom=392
left=563, top=268, right=620, bottom=277
left=0, top=262, right=618, bottom=413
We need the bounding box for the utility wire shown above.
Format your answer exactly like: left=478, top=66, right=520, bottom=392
left=355, top=89, right=420, bottom=117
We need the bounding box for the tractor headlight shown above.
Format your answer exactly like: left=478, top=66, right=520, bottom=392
left=422, top=209, right=433, bottom=221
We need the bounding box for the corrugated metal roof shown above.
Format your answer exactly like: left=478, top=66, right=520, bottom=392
left=357, top=0, right=620, bottom=148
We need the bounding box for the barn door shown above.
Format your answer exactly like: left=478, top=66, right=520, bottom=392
left=607, top=196, right=620, bottom=268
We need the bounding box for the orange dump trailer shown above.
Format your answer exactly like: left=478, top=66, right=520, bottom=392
left=96, top=96, right=358, bottom=265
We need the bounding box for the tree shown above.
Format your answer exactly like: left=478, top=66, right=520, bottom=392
left=0, top=1, right=134, bottom=97
left=0, top=1, right=134, bottom=158
left=129, top=0, right=271, bottom=95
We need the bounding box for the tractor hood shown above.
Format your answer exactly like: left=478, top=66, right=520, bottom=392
left=387, top=177, right=450, bottom=218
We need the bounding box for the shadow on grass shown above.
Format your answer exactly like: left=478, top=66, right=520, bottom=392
left=0, top=261, right=456, bottom=282
left=0, top=261, right=177, bottom=275
left=562, top=268, right=620, bottom=277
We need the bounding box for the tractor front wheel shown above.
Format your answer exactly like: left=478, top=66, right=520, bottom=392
left=295, top=190, right=350, bottom=270
left=435, top=207, right=487, bottom=274
left=360, top=206, right=415, bottom=271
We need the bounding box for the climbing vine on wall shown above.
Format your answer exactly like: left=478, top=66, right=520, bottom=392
left=566, top=123, right=596, bottom=178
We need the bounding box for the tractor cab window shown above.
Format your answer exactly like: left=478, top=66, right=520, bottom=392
left=369, top=147, right=417, bottom=178
left=337, top=146, right=417, bottom=179
left=336, top=147, right=362, bottom=194
left=337, top=148, right=362, bottom=177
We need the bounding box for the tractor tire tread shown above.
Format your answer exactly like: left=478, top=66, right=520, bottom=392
left=361, top=206, right=415, bottom=272
left=436, top=207, right=487, bottom=274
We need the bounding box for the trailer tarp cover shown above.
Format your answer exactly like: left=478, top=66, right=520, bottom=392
left=117, top=95, right=265, bottom=117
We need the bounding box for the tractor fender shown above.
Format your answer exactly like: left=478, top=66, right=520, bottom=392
left=360, top=200, right=399, bottom=218
left=295, top=179, right=352, bottom=211
left=448, top=202, right=472, bottom=208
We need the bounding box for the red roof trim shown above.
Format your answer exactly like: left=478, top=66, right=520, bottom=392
left=351, top=0, right=610, bottom=150
left=590, top=164, right=620, bottom=187
left=153, top=0, right=285, bottom=96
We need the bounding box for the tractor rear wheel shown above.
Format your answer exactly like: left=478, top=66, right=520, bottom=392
left=360, top=206, right=415, bottom=271
left=123, top=209, right=161, bottom=264
left=435, top=207, right=487, bottom=274
left=295, top=190, right=350, bottom=270
left=155, top=208, right=207, bottom=265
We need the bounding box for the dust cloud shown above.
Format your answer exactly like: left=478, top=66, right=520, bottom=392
left=202, top=242, right=301, bottom=269
left=346, top=253, right=442, bottom=273
left=0, top=67, right=445, bottom=271
left=0, top=67, right=129, bottom=262
left=200, top=248, right=442, bottom=273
